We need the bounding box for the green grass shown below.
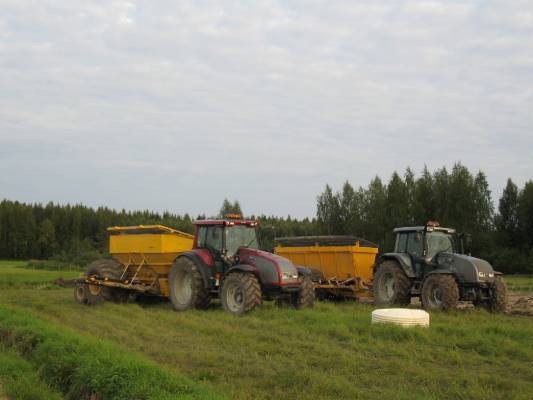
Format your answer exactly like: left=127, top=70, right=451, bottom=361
left=505, top=275, right=533, bottom=292
left=1, top=260, right=533, bottom=400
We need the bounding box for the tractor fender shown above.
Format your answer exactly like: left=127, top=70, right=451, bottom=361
left=376, top=253, right=416, bottom=278
left=295, top=266, right=312, bottom=276
left=425, top=269, right=457, bottom=276
left=178, top=252, right=213, bottom=289
left=424, top=269, right=460, bottom=282
left=225, top=264, right=258, bottom=277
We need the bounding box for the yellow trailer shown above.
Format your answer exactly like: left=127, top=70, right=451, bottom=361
left=75, top=225, right=194, bottom=304
left=106, top=225, right=194, bottom=296
left=274, top=236, right=379, bottom=300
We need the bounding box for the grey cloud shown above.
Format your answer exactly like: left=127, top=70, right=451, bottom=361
left=1, top=0, right=532, bottom=218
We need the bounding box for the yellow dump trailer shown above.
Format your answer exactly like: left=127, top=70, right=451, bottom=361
left=274, top=236, right=379, bottom=299
left=77, top=225, right=194, bottom=302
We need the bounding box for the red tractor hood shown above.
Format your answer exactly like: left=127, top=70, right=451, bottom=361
left=239, top=248, right=299, bottom=285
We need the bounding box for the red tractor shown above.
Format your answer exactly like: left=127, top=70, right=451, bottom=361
left=169, top=216, right=315, bottom=315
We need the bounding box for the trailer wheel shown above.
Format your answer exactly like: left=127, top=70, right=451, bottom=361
left=169, top=257, right=211, bottom=311
left=83, top=259, right=126, bottom=305
left=475, top=276, right=507, bottom=313
left=293, top=274, right=315, bottom=309
left=221, top=272, right=261, bottom=315
left=74, top=282, right=88, bottom=304
left=373, top=260, right=411, bottom=306
left=421, top=274, right=459, bottom=311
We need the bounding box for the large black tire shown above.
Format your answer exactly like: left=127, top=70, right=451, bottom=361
left=293, top=275, right=315, bottom=309
left=82, top=259, right=127, bottom=305
left=421, top=274, right=459, bottom=311
left=373, top=260, right=411, bottom=306
left=168, top=257, right=211, bottom=311
left=221, top=272, right=262, bottom=315
left=475, top=276, right=507, bottom=313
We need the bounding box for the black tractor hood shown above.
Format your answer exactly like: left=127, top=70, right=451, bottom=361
left=436, top=253, right=497, bottom=283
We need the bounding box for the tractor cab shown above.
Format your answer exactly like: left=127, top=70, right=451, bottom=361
left=393, top=221, right=457, bottom=265
left=193, top=215, right=260, bottom=266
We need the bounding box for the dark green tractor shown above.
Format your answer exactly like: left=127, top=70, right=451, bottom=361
left=373, top=222, right=507, bottom=312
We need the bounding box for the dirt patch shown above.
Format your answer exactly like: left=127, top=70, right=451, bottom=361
left=506, top=293, right=533, bottom=316
left=401, top=293, right=533, bottom=316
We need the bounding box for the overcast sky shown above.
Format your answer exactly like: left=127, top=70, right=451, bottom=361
left=1, top=1, right=532, bottom=218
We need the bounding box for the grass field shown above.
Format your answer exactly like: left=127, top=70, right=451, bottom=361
left=505, top=274, right=533, bottom=292
left=0, top=261, right=532, bottom=400
left=0, top=260, right=80, bottom=288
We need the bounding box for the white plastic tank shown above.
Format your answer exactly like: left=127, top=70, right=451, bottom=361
left=372, top=308, right=430, bottom=327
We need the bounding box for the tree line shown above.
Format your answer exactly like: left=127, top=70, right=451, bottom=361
left=0, top=163, right=532, bottom=273
left=0, top=199, right=318, bottom=263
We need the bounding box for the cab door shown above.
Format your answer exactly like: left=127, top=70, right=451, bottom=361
left=198, top=225, right=225, bottom=274
left=405, top=231, right=425, bottom=277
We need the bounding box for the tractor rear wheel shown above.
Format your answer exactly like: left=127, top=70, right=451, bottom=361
left=221, top=272, right=262, bottom=315
left=293, top=274, right=315, bottom=309
left=373, top=260, right=411, bottom=306
left=421, top=274, right=459, bottom=311
left=168, top=257, right=211, bottom=311
left=82, top=259, right=128, bottom=305
left=475, top=276, right=507, bottom=313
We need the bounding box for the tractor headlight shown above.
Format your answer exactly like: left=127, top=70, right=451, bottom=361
left=281, top=272, right=298, bottom=281
left=478, top=272, right=494, bottom=279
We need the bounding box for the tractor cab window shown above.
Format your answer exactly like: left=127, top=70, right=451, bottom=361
left=205, top=226, right=223, bottom=253
left=426, top=231, right=455, bottom=259
left=406, top=231, right=423, bottom=258
left=225, top=225, right=259, bottom=256
left=396, top=232, right=408, bottom=252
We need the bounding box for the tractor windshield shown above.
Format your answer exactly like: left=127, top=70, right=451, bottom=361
left=426, top=231, right=455, bottom=259
left=225, top=225, right=259, bottom=256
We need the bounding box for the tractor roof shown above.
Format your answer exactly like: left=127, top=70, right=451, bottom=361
left=393, top=226, right=456, bottom=234
left=193, top=219, right=259, bottom=227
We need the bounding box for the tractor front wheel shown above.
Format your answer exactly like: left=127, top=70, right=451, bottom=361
left=373, top=260, right=411, bottom=306
left=221, top=272, right=262, bottom=315
left=475, top=276, right=507, bottom=313
left=168, top=257, right=211, bottom=311
left=293, top=274, right=315, bottom=309
left=421, top=274, right=459, bottom=311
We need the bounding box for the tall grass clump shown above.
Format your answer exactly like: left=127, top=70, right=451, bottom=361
left=0, top=306, right=223, bottom=400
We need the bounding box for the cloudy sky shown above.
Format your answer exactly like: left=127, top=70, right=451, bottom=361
left=1, top=1, right=532, bottom=218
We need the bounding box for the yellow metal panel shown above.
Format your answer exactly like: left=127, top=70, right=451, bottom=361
left=109, top=233, right=193, bottom=257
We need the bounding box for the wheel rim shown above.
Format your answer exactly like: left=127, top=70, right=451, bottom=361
left=378, top=272, right=396, bottom=301
left=88, top=284, right=100, bottom=296
left=75, top=285, right=85, bottom=301
left=428, top=283, right=443, bottom=307
left=173, top=269, right=193, bottom=305
left=225, top=281, right=245, bottom=313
